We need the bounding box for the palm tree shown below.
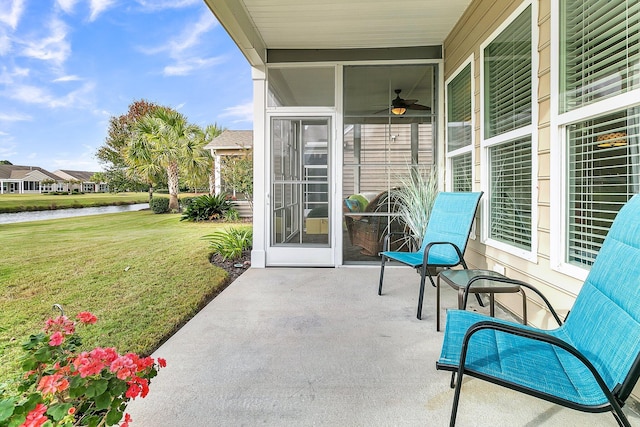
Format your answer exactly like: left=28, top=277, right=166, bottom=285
left=127, top=108, right=209, bottom=212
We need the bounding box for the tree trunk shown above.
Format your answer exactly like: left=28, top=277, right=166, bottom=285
left=148, top=186, right=154, bottom=203
left=167, top=162, right=180, bottom=212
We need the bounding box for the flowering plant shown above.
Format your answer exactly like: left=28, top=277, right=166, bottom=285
left=0, top=310, right=165, bottom=427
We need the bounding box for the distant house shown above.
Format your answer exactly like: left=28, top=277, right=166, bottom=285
left=0, top=165, right=64, bottom=194
left=53, top=170, right=107, bottom=193
left=204, top=130, right=253, bottom=196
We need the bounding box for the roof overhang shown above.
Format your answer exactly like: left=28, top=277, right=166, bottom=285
left=204, top=0, right=472, bottom=68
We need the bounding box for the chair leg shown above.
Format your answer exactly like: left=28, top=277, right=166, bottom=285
left=449, top=372, right=456, bottom=389
left=378, top=256, right=386, bottom=296
left=450, top=367, right=465, bottom=427
left=417, top=267, right=427, bottom=319
left=610, top=400, right=632, bottom=427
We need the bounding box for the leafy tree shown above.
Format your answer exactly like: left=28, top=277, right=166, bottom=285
left=0, top=160, right=12, bottom=165
left=96, top=99, right=162, bottom=196
left=127, top=108, right=210, bottom=212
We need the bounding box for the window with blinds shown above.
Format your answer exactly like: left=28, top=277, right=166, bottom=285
left=489, top=137, right=532, bottom=250
left=451, top=152, right=472, bottom=192
left=447, top=64, right=472, bottom=152
left=567, top=107, right=640, bottom=267
left=483, top=5, right=532, bottom=139
left=560, top=0, right=640, bottom=113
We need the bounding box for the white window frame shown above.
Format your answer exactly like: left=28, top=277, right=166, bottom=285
left=550, top=1, right=640, bottom=282
left=480, top=0, right=538, bottom=262
left=445, top=55, right=474, bottom=192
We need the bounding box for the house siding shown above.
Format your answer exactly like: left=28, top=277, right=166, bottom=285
left=444, top=0, right=582, bottom=329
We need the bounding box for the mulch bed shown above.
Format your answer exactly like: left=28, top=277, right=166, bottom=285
left=210, top=250, right=251, bottom=285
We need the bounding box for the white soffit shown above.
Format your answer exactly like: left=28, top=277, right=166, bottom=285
left=205, top=0, right=472, bottom=65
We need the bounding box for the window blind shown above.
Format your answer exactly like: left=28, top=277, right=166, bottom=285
left=484, top=6, right=532, bottom=139
left=489, top=137, right=532, bottom=250
left=567, top=107, right=640, bottom=267
left=560, top=0, right=640, bottom=113
left=447, top=64, right=472, bottom=152
left=451, top=152, right=472, bottom=192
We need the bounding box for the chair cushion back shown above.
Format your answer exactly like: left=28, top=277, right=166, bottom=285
left=564, top=194, right=640, bottom=392
left=419, top=192, right=482, bottom=264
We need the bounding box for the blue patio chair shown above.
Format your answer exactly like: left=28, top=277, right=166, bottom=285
left=378, top=191, right=483, bottom=320
left=437, top=194, right=640, bottom=427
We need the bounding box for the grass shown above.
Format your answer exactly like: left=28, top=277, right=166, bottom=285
left=0, top=192, right=151, bottom=213
left=0, top=211, right=230, bottom=384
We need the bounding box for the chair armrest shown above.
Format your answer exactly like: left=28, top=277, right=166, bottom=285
left=382, top=231, right=418, bottom=252
left=458, top=320, right=619, bottom=407
left=422, top=241, right=465, bottom=266
left=462, top=276, right=563, bottom=326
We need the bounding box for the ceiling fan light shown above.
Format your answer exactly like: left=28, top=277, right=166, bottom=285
left=391, top=106, right=406, bottom=115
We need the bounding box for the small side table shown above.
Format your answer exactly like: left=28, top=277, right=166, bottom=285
left=436, top=269, right=527, bottom=331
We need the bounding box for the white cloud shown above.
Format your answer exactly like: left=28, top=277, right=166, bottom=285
left=170, top=13, right=217, bottom=53
left=0, top=30, right=11, bottom=55
left=7, top=81, right=95, bottom=109
left=53, top=75, right=82, bottom=82
left=0, top=112, right=31, bottom=121
left=164, top=56, right=224, bottom=76
left=89, top=0, right=116, bottom=22
left=20, top=17, right=70, bottom=67
left=134, top=0, right=200, bottom=11
left=0, top=65, right=29, bottom=84
left=56, top=0, right=79, bottom=14
left=143, top=12, right=221, bottom=77
left=0, top=0, right=26, bottom=29
left=219, top=102, right=253, bottom=124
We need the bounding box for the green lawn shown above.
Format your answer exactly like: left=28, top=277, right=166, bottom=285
left=0, top=192, right=150, bottom=213
left=0, top=211, right=230, bottom=384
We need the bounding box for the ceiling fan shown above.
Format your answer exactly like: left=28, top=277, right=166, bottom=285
left=388, top=89, right=431, bottom=115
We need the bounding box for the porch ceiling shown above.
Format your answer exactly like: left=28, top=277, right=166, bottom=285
left=204, top=0, right=472, bottom=66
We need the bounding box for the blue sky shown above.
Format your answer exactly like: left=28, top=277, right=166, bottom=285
left=0, top=0, right=253, bottom=172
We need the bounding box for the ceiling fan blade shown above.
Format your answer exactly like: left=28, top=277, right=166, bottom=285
left=407, top=103, right=431, bottom=111
left=402, top=99, right=418, bottom=105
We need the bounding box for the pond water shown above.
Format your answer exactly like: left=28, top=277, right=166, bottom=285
left=0, top=203, right=149, bottom=225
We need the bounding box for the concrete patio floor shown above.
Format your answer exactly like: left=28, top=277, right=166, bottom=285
left=127, top=267, right=640, bottom=426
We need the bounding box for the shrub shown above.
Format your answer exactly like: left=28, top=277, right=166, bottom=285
left=201, top=227, right=252, bottom=261
left=180, top=194, right=233, bottom=222
left=223, top=208, right=239, bottom=222
left=149, top=197, right=170, bottom=214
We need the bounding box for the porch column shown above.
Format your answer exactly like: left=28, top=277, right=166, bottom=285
left=214, top=154, right=222, bottom=195
left=354, top=124, right=361, bottom=193
left=251, top=66, right=267, bottom=268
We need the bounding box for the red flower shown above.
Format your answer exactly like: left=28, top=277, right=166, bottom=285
left=110, top=355, right=137, bottom=380
left=68, top=407, right=76, bottom=415
left=77, top=311, right=97, bottom=324
left=120, top=413, right=132, bottom=427
left=73, top=352, right=106, bottom=378
left=37, top=374, right=69, bottom=395
left=125, top=377, right=149, bottom=399
left=158, top=358, right=167, bottom=368
left=44, top=315, right=75, bottom=335
left=20, top=403, right=48, bottom=427
left=49, top=331, right=64, bottom=346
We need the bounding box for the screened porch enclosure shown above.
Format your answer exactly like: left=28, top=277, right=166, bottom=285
left=342, top=64, right=437, bottom=263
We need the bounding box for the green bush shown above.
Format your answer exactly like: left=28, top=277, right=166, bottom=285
left=223, top=207, right=239, bottom=222
left=150, top=197, right=170, bottom=214
left=180, top=194, right=233, bottom=222
left=201, top=227, right=253, bottom=261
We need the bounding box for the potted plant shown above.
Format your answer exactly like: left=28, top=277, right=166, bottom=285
left=0, top=308, right=165, bottom=427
